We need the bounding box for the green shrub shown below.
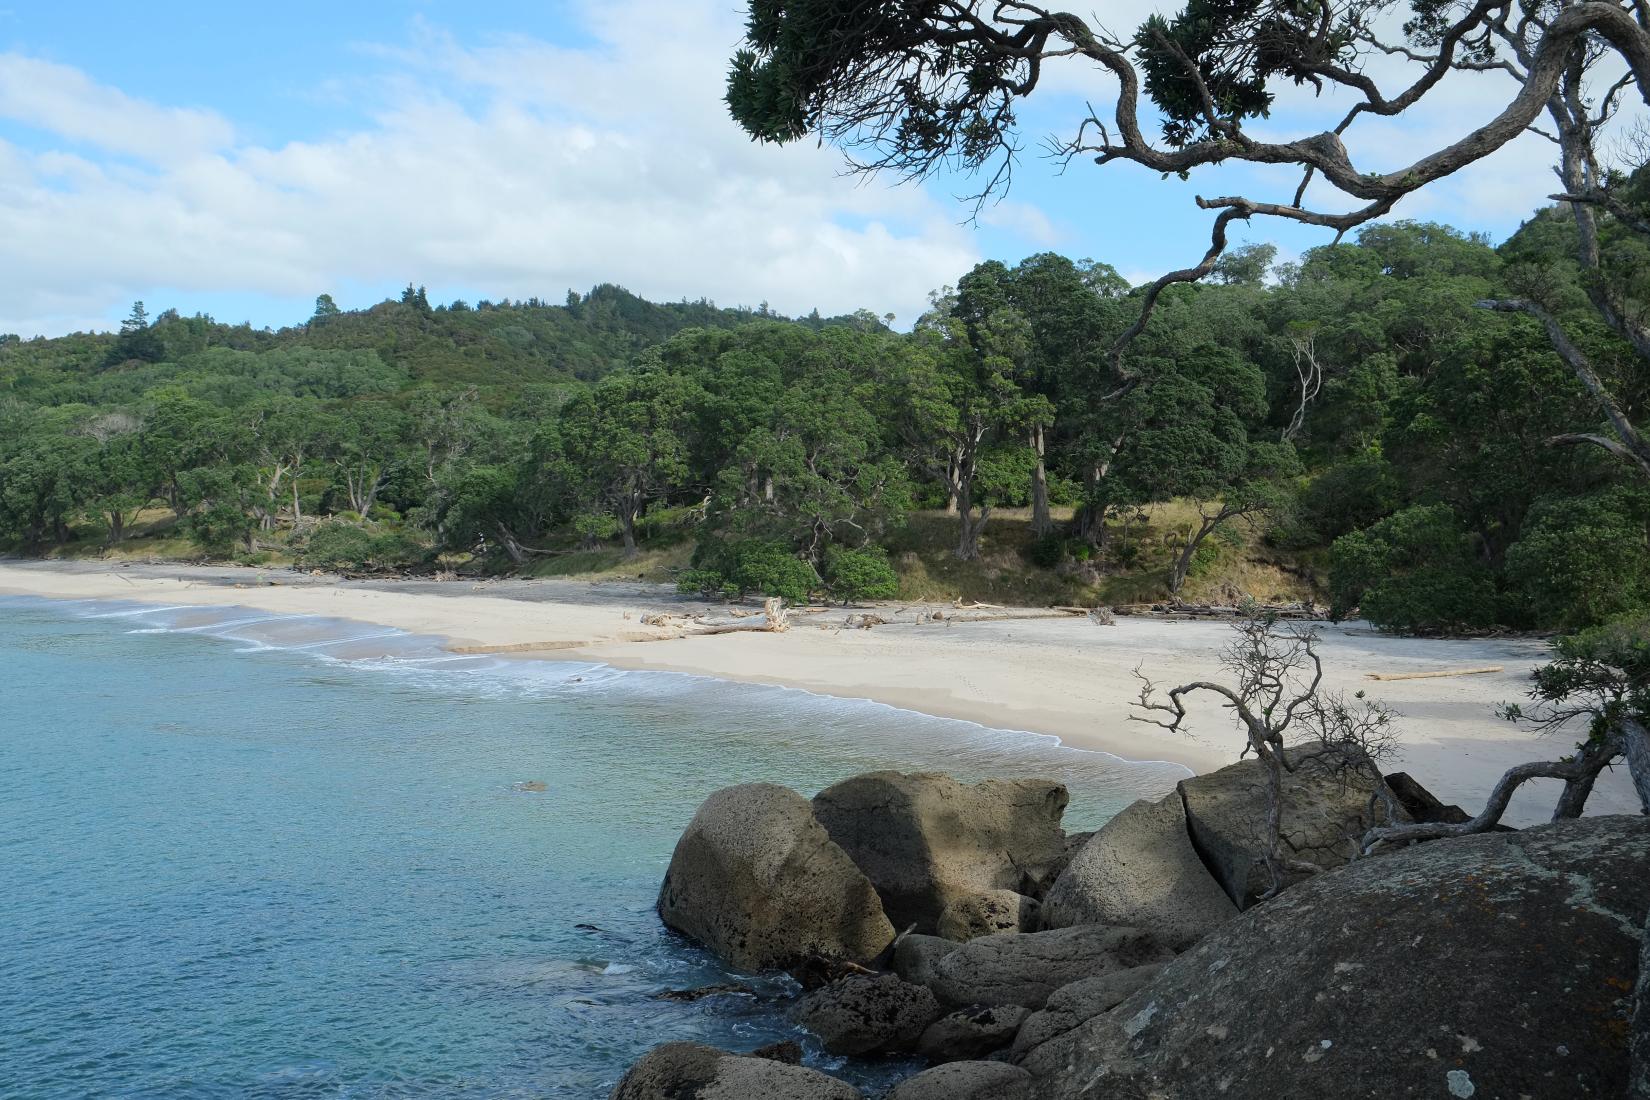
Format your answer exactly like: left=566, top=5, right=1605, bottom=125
left=1505, top=488, right=1650, bottom=630
left=1328, top=504, right=1499, bottom=633
left=302, top=521, right=425, bottom=573
left=1300, top=453, right=1401, bottom=541
left=684, top=538, right=816, bottom=603
left=1024, top=534, right=1066, bottom=569
left=824, top=546, right=899, bottom=604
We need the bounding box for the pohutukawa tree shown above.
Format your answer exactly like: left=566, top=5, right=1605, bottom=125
left=725, top=0, right=1650, bottom=471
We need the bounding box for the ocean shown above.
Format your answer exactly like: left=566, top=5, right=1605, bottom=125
left=0, top=595, right=1187, bottom=1098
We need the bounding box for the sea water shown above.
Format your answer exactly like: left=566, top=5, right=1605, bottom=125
left=0, top=596, right=1187, bottom=1099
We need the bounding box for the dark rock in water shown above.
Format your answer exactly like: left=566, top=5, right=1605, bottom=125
left=1177, top=743, right=1410, bottom=909
left=886, top=1061, right=1034, bottom=1100
left=1041, top=793, right=1237, bottom=949
left=657, top=783, right=895, bottom=970
left=1383, top=771, right=1471, bottom=824
left=649, top=982, right=755, bottom=1002
left=812, top=772, right=1068, bottom=933
left=1025, top=816, right=1650, bottom=1100
left=892, top=934, right=958, bottom=990
left=751, top=1039, right=803, bottom=1065
left=610, top=1041, right=861, bottom=1099
left=928, top=925, right=1173, bottom=1009
left=936, top=889, right=1040, bottom=942
left=793, top=973, right=942, bottom=1056
left=1010, top=963, right=1166, bottom=1057
left=790, top=955, right=882, bottom=992
left=916, top=1003, right=1028, bottom=1062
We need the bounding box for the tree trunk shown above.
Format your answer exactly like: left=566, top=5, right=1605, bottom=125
left=620, top=505, right=639, bottom=559
left=106, top=511, right=125, bottom=545
left=955, top=500, right=991, bottom=561
left=1625, top=717, right=1650, bottom=815
left=1029, top=424, right=1051, bottom=538
left=496, top=523, right=527, bottom=567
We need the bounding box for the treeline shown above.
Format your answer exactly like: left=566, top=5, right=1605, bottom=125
left=2, top=209, right=1646, bottom=633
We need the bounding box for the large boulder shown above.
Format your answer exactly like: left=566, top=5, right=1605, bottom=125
left=657, top=784, right=895, bottom=971
left=1025, top=816, right=1650, bottom=1100
left=936, top=889, right=1041, bottom=942
left=886, top=1061, right=1034, bottom=1100
left=812, top=772, right=1069, bottom=932
left=1010, top=963, right=1166, bottom=1058
left=610, top=1042, right=861, bottom=1099
left=793, top=973, right=942, bottom=1056
left=1177, top=744, right=1409, bottom=909
left=1040, top=793, right=1237, bottom=949
left=916, top=1003, right=1028, bottom=1062
left=928, top=925, right=1174, bottom=1009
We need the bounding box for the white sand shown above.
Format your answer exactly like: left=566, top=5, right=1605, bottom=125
left=2, top=560, right=1635, bottom=825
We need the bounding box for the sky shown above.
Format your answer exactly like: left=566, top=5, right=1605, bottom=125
left=0, top=0, right=1605, bottom=337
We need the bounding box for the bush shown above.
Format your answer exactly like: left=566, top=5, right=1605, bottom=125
left=683, top=538, right=816, bottom=603
left=1505, top=488, right=1650, bottom=630
left=1327, top=504, right=1499, bottom=633
left=824, top=546, right=899, bottom=604
left=1024, top=534, right=1066, bottom=569
left=302, top=520, right=425, bottom=573
left=1300, top=453, right=1401, bottom=541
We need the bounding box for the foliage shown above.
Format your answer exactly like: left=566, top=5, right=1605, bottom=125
left=686, top=538, right=817, bottom=603
left=824, top=545, right=899, bottom=604
left=1328, top=504, right=1499, bottom=633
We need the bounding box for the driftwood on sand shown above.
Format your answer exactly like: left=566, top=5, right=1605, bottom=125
left=1366, top=666, right=1504, bottom=682
left=641, top=597, right=791, bottom=638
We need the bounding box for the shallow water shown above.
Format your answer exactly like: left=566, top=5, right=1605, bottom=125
left=0, top=596, right=1187, bottom=1098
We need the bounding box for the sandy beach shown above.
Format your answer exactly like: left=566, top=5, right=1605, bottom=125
left=1, top=559, right=1635, bottom=826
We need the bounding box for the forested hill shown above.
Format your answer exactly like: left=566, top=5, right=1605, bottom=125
left=0, top=283, right=879, bottom=401
left=3, top=211, right=1648, bottom=637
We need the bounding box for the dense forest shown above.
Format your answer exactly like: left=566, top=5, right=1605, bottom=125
left=2, top=206, right=1647, bottom=634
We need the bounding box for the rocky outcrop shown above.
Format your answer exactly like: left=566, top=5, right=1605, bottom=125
left=928, top=925, right=1174, bottom=1009
left=886, top=1061, right=1033, bottom=1100
left=1040, top=793, right=1237, bottom=949
left=915, top=1004, right=1028, bottom=1061
left=1010, top=963, right=1166, bottom=1058
left=1177, top=744, right=1408, bottom=909
left=1634, top=908, right=1650, bottom=1100
left=812, top=772, right=1069, bottom=933
left=792, top=973, right=941, bottom=1056
left=657, top=784, right=895, bottom=971
left=1026, top=816, right=1650, bottom=1100
left=610, top=1042, right=862, bottom=1099
left=936, top=889, right=1041, bottom=942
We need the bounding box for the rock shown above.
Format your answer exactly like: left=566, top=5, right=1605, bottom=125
left=650, top=982, right=755, bottom=1002
left=929, top=925, right=1173, bottom=1009
left=1382, top=770, right=1471, bottom=824
left=793, top=973, right=942, bottom=1056
left=1040, top=793, right=1237, bottom=949
left=1010, top=964, right=1166, bottom=1057
left=610, top=1042, right=861, bottom=1099
left=1026, top=816, right=1650, bottom=1100
left=657, top=784, right=895, bottom=970
left=1177, top=743, right=1410, bottom=909
left=886, top=1061, right=1034, bottom=1100
left=812, top=772, right=1069, bottom=932
left=916, top=1004, right=1028, bottom=1061
left=936, top=889, right=1041, bottom=942
left=1634, top=909, right=1650, bottom=1100
left=751, top=1040, right=803, bottom=1065
left=892, top=934, right=958, bottom=989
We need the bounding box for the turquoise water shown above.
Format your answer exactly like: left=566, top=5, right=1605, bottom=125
left=0, top=596, right=1186, bottom=1098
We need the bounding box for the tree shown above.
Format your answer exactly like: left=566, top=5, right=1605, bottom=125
left=1362, top=614, right=1650, bottom=849
left=557, top=368, right=699, bottom=557
left=107, top=300, right=165, bottom=364
left=725, top=0, right=1650, bottom=461
left=312, top=294, right=341, bottom=324
left=1133, top=611, right=1401, bottom=896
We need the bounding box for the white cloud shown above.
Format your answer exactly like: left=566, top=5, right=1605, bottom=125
left=0, top=3, right=978, bottom=337
left=0, top=53, right=233, bottom=161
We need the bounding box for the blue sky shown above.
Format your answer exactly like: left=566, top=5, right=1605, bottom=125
left=0, top=1, right=1567, bottom=336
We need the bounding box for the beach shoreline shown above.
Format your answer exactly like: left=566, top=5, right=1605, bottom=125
left=1, top=558, right=1633, bottom=825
